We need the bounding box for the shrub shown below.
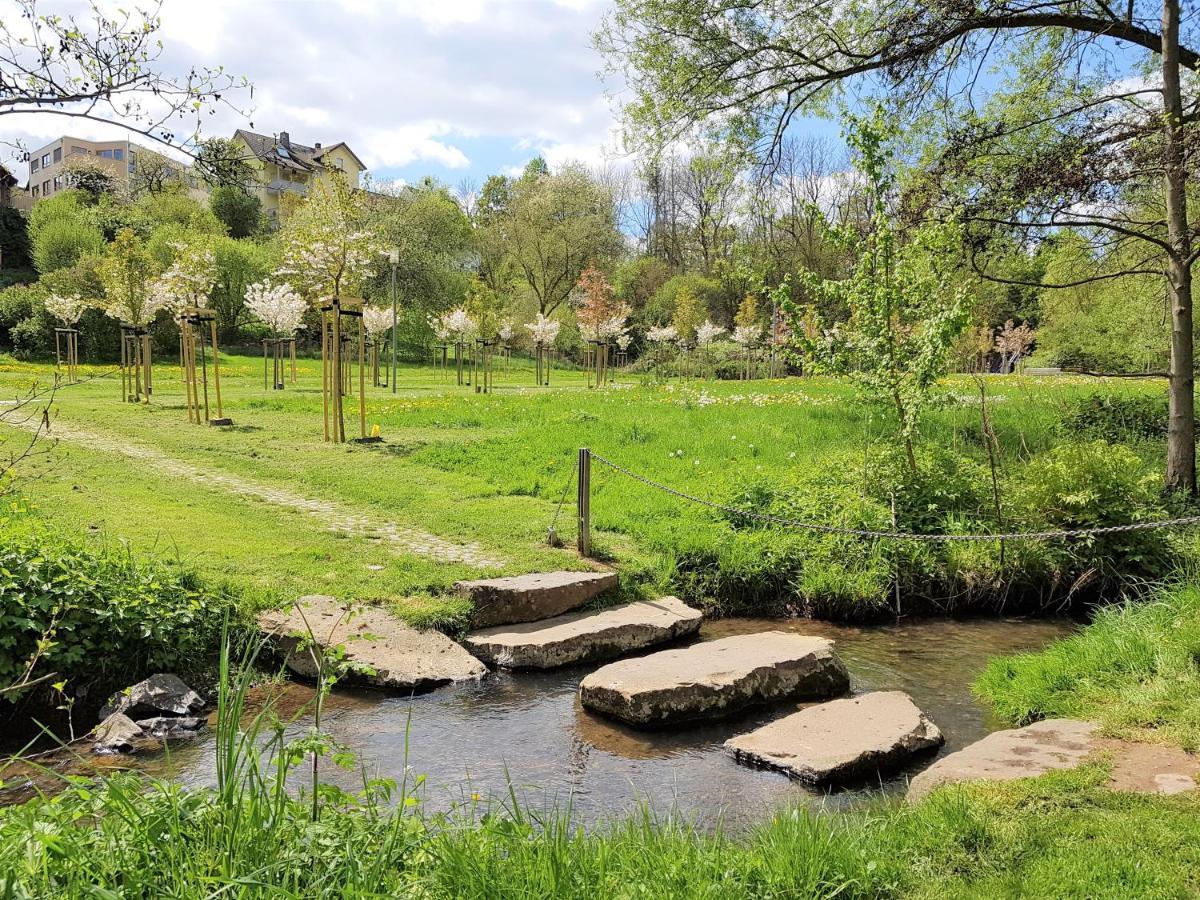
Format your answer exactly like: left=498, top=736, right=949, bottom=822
left=210, top=185, right=263, bottom=238
left=0, top=207, right=31, bottom=270
left=0, top=525, right=237, bottom=707
left=32, top=216, right=105, bottom=274
left=1062, top=392, right=1167, bottom=442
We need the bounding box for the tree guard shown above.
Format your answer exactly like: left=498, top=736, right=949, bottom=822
left=54, top=327, right=80, bottom=384
left=320, top=297, right=369, bottom=443
left=262, top=337, right=296, bottom=390
left=179, top=306, right=230, bottom=425
left=120, top=324, right=152, bottom=403
left=473, top=337, right=495, bottom=394
left=535, top=341, right=552, bottom=386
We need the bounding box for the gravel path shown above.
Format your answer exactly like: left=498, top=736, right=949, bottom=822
left=13, top=416, right=503, bottom=568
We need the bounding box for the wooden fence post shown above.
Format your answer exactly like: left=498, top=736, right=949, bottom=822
left=577, top=447, right=591, bottom=557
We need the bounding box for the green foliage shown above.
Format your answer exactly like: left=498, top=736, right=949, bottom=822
left=132, top=192, right=223, bottom=236
left=786, top=114, right=969, bottom=467
left=210, top=235, right=274, bottom=335
left=61, top=157, right=118, bottom=200
left=1063, top=393, right=1168, bottom=442
left=31, top=217, right=105, bottom=275
left=195, top=137, right=260, bottom=190
left=0, top=524, right=235, bottom=703
left=210, top=185, right=263, bottom=238
left=670, top=284, right=705, bottom=343
left=976, top=582, right=1200, bottom=750
left=647, top=273, right=726, bottom=328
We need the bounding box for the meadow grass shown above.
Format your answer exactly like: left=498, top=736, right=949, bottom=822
left=0, top=353, right=1176, bottom=626
left=975, top=579, right=1200, bottom=751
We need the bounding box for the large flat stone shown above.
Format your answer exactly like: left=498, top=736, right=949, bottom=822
left=465, top=597, right=703, bottom=669
left=725, top=691, right=943, bottom=785
left=579, top=631, right=849, bottom=727
left=458, top=570, right=618, bottom=628
left=907, top=719, right=1097, bottom=801
left=259, top=595, right=486, bottom=692
left=908, top=718, right=1200, bottom=801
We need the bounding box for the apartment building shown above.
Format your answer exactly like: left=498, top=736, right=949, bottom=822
left=26, top=136, right=140, bottom=200
left=230, top=129, right=366, bottom=219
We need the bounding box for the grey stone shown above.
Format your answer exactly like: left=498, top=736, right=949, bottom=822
left=458, top=571, right=619, bottom=628
left=92, top=712, right=144, bottom=754
left=259, top=595, right=487, bottom=692
left=135, top=716, right=207, bottom=739
left=579, top=631, right=849, bottom=727
left=99, top=673, right=204, bottom=721
left=908, top=718, right=1200, bottom=801
left=466, top=597, right=703, bottom=669
left=725, top=691, right=943, bottom=785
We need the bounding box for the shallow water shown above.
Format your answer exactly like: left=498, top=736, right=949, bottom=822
left=79, top=616, right=1068, bottom=826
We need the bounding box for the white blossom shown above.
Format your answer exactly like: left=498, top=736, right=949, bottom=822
left=245, top=280, right=307, bottom=336
left=432, top=307, right=476, bottom=343
left=731, top=324, right=761, bottom=347
left=526, top=313, right=561, bottom=345
left=696, top=320, right=727, bottom=346
left=156, top=242, right=218, bottom=314
left=647, top=324, right=679, bottom=343
left=616, top=334, right=632, bottom=352
left=363, top=306, right=394, bottom=337
left=44, top=293, right=88, bottom=326
left=498, top=320, right=514, bottom=343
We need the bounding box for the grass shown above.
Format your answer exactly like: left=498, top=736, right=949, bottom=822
left=0, top=353, right=1181, bottom=626
left=975, top=579, right=1200, bottom=751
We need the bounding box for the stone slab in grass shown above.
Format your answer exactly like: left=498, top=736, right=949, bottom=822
left=725, top=691, right=943, bottom=786
left=259, top=595, right=487, bottom=692
left=907, top=718, right=1200, bottom=801
left=579, top=631, right=849, bottom=727
left=458, top=570, right=618, bottom=628
left=465, top=596, right=703, bottom=669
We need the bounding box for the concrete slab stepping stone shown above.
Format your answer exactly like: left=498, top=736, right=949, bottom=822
left=458, top=570, right=619, bottom=628
left=259, top=595, right=487, bottom=693
left=465, top=596, right=703, bottom=669
left=725, top=691, right=944, bottom=786
left=579, top=631, right=849, bottom=727
left=907, top=718, right=1200, bottom=801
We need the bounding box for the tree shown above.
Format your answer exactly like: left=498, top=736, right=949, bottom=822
left=494, top=165, right=624, bottom=315
left=786, top=116, right=969, bottom=472
left=32, top=218, right=103, bottom=274
left=99, top=229, right=163, bottom=325
left=671, top=284, right=704, bottom=344
left=1, top=1, right=248, bottom=160
left=210, top=186, right=262, bottom=239
left=210, top=236, right=272, bottom=335
left=61, top=157, right=118, bottom=200
left=194, top=138, right=259, bottom=191
left=598, top=0, right=1200, bottom=492
left=129, top=150, right=184, bottom=196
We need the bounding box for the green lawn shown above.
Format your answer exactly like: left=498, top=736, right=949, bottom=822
left=0, top=352, right=1174, bottom=626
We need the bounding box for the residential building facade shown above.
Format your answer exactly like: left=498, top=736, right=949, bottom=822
left=26, top=136, right=139, bottom=200
left=231, top=129, right=366, bottom=219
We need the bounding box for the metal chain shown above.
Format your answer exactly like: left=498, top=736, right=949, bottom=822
left=589, top=452, right=1200, bottom=543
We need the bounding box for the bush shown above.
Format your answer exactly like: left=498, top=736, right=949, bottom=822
left=210, top=185, right=263, bottom=238
left=1062, top=392, right=1167, bottom=442
left=32, top=216, right=104, bottom=274
left=0, top=525, right=237, bottom=708
left=0, top=207, right=31, bottom=270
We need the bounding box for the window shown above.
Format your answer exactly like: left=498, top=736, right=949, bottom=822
left=128, top=150, right=136, bottom=172
left=334, top=157, right=344, bottom=170
left=53, top=147, right=62, bottom=163
left=53, top=176, right=62, bottom=190
left=98, top=149, right=113, bottom=158
left=41, top=154, right=50, bottom=167
left=42, top=180, right=50, bottom=194
left=30, top=158, right=38, bottom=172
left=113, top=148, right=124, bottom=161
left=31, top=185, right=39, bottom=198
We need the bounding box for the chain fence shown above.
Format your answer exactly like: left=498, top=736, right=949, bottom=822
left=588, top=451, right=1200, bottom=543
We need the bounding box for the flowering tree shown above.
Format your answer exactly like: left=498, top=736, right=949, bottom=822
left=245, top=280, right=307, bottom=337
left=363, top=306, right=394, bottom=339
left=995, top=320, right=1036, bottom=374
left=785, top=115, right=969, bottom=472
left=696, top=321, right=726, bottom=347
left=730, top=325, right=759, bottom=347
left=498, top=320, right=514, bottom=345
left=100, top=229, right=165, bottom=326
left=153, top=240, right=218, bottom=313
left=647, top=324, right=679, bottom=344
left=44, top=293, right=88, bottom=327
left=526, top=313, right=561, bottom=346
left=574, top=265, right=626, bottom=341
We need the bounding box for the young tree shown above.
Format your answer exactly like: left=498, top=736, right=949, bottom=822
left=786, top=116, right=969, bottom=472
left=671, top=284, right=704, bottom=344
left=99, top=229, right=163, bottom=325
left=598, top=0, right=1200, bottom=492
left=245, top=280, right=306, bottom=338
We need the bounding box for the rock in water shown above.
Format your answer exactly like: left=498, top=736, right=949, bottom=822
left=92, top=712, right=144, bottom=754
left=99, top=673, right=204, bottom=721
left=259, top=595, right=487, bottom=692
left=725, top=691, right=944, bottom=785
left=579, top=631, right=849, bottom=727
left=465, top=597, right=703, bottom=669
left=457, top=571, right=619, bottom=628
left=135, top=716, right=207, bottom=739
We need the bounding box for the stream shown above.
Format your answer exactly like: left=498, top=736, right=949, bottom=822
left=5, top=617, right=1073, bottom=826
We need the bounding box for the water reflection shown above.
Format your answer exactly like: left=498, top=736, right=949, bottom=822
left=6, top=617, right=1072, bottom=826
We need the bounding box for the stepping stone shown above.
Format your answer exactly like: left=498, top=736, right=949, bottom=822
left=465, top=596, right=703, bottom=669
left=907, top=718, right=1200, bottom=801
left=259, top=595, right=487, bottom=693
left=458, top=570, right=618, bottom=628
left=725, top=691, right=944, bottom=786
left=579, top=631, right=849, bottom=727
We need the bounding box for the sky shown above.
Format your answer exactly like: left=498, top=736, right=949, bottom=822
left=3, top=0, right=637, bottom=188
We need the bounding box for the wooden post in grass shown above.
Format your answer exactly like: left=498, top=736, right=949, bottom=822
left=179, top=307, right=230, bottom=425
left=320, top=297, right=366, bottom=443
left=577, top=447, right=591, bottom=557
left=54, top=327, right=79, bottom=384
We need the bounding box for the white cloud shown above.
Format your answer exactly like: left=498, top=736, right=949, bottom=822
left=2, top=0, right=623, bottom=182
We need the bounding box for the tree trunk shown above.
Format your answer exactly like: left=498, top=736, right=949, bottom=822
left=1162, top=0, right=1196, bottom=494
